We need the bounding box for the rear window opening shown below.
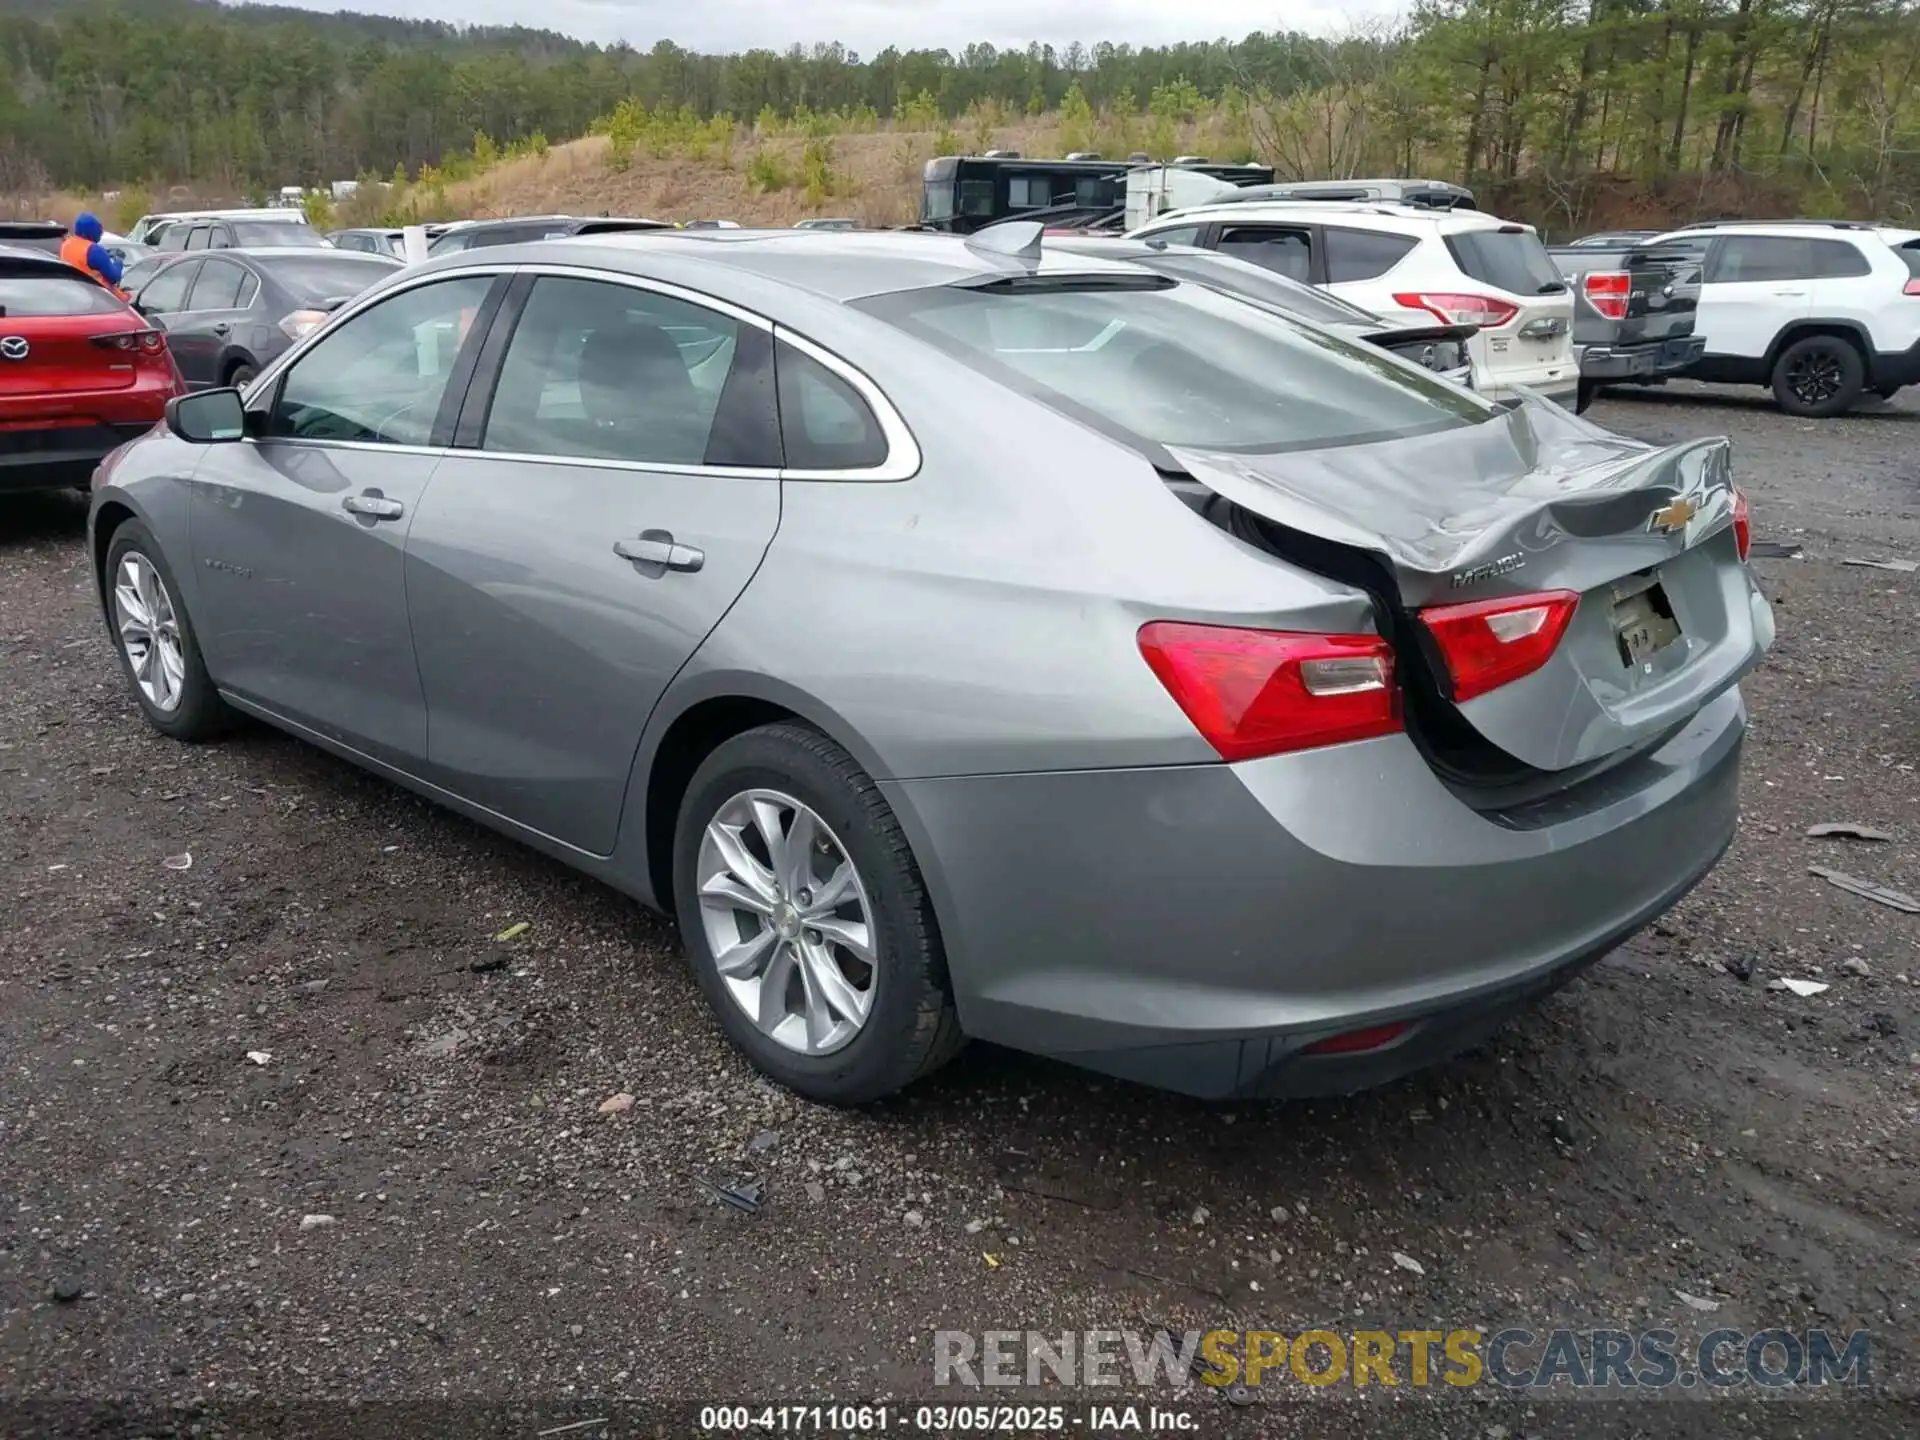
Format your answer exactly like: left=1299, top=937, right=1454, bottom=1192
left=0, top=271, right=131, bottom=318
left=854, top=276, right=1495, bottom=463
left=1447, top=228, right=1568, bottom=296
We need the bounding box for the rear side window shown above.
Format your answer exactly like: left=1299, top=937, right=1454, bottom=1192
left=187, top=258, right=248, bottom=310
left=0, top=271, right=130, bottom=317
left=1897, top=241, right=1920, bottom=278
left=229, top=222, right=317, bottom=247
left=1446, top=227, right=1566, bottom=295
left=1217, top=226, right=1312, bottom=282
left=1708, top=236, right=1811, bottom=283
left=1323, top=227, right=1417, bottom=282
left=134, top=261, right=198, bottom=314
left=1138, top=224, right=1201, bottom=248
left=1807, top=238, right=1871, bottom=278
left=776, top=341, right=888, bottom=471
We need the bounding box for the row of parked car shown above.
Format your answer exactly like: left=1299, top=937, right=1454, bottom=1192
left=0, top=202, right=1779, bottom=1104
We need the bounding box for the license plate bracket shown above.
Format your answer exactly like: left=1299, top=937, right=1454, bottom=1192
left=1612, top=580, right=1682, bottom=668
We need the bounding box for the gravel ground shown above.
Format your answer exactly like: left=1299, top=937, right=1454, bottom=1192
left=2, top=384, right=1917, bottom=1437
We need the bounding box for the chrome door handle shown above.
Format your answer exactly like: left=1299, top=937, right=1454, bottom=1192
left=614, top=532, right=704, bottom=572
left=341, top=493, right=404, bottom=520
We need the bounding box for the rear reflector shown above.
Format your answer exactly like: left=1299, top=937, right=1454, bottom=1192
left=1582, top=271, right=1630, bottom=320
left=1732, top=488, right=1751, bottom=561
left=1392, top=291, right=1519, bottom=328
left=1419, top=591, right=1579, bottom=703
left=1303, top=1020, right=1414, bottom=1056
left=1137, top=621, right=1399, bottom=761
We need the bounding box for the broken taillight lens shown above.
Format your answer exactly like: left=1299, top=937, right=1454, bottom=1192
left=1732, top=488, right=1751, bottom=562
left=1582, top=271, right=1631, bottom=320
left=1419, top=591, right=1580, bottom=703
left=1392, top=291, right=1520, bottom=328
left=1137, top=621, right=1400, bottom=761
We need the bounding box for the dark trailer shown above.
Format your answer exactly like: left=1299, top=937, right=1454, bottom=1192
left=920, top=154, right=1272, bottom=233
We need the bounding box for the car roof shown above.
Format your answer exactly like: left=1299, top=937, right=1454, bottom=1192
left=1139, top=200, right=1516, bottom=232
left=410, top=227, right=1175, bottom=305
left=146, top=208, right=306, bottom=222
left=0, top=242, right=75, bottom=269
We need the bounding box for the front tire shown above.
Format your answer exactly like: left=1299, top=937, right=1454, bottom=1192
left=1771, top=335, right=1864, bottom=418
left=104, top=520, right=233, bottom=742
left=672, top=722, right=964, bottom=1104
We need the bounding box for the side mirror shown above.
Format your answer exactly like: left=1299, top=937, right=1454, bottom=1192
left=166, top=388, right=248, bottom=444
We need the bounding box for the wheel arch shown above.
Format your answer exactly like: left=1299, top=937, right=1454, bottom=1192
left=89, top=491, right=146, bottom=611
left=1764, top=319, right=1871, bottom=372
left=624, top=672, right=896, bottom=913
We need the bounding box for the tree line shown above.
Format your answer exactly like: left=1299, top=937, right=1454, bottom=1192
left=3, top=0, right=1920, bottom=218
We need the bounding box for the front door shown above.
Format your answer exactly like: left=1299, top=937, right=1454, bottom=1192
left=165, top=255, right=255, bottom=388
left=188, top=272, right=502, bottom=767
left=404, top=274, right=783, bottom=855
left=1699, top=234, right=1815, bottom=362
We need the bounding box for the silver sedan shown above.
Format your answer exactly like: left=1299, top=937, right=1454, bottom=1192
left=88, top=227, right=1773, bottom=1104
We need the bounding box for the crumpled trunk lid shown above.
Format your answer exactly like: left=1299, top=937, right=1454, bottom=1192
left=1169, top=397, right=1774, bottom=773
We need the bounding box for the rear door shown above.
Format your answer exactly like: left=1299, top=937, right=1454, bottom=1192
left=1698, top=235, right=1814, bottom=361
left=402, top=273, right=784, bottom=855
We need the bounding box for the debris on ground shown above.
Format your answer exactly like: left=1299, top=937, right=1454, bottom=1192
left=1746, top=540, right=1804, bottom=559
left=746, top=1130, right=780, bottom=1155
left=244, top=1050, right=271, bottom=1066
left=468, top=954, right=509, bottom=974
left=298, top=1214, right=337, bottom=1231
left=1768, top=978, right=1831, bottom=998
left=983, top=1253, right=1000, bottom=1269
left=903, top=1208, right=925, bottom=1228
left=693, top=1173, right=765, bottom=1214
left=1674, top=1288, right=1722, bottom=1313
left=1807, top=822, right=1895, bottom=842
left=1809, top=865, right=1920, bottom=912
left=162, top=852, right=192, bottom=871
left=492, top=921, right=529, bottom=942
left=1840, top=557, right=1919, bottom=573
left=597, top=1092, right=635, bottom=1115
left=1840, top=957, right=1872, bottom=977
left=47, top=1279, right=84, bottom=1304
left=1722, top=954, right=1757, bottom=983
left=1391, top=1251, right=1426, bottom=1276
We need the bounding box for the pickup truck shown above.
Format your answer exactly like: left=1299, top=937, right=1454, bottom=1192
left=1548, top=241, right=1706, bottom=410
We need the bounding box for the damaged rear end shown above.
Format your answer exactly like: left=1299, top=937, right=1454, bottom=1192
left=1168, top=396, right=1773, bottom=802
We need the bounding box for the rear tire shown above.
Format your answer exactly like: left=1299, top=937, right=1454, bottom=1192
left=225, top=361, right=258, bottom=390
left=103, top=519, right=233, bottom=742
left=1771, top=335, right=1864, bottom=418
left=672, top=722, right=965, bottom=1105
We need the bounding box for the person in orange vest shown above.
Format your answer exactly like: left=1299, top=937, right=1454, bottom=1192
left=60, top=212, right=126, bottom=293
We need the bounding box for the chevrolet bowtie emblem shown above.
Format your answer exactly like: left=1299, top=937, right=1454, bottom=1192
left=1648, top=496, right=1697, bottom=534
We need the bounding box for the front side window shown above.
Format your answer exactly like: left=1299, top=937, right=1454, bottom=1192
left=958, top=179, right=995, bottom=217
left=135, top=260, right=199, bottom=314
left=922, top=184, right=955, bottom=223
left=855, top=277, right=1492, bottom=463
left=269, top=275, right=494, bottom=446
left=184, top=227, right=211, bottom=251
left=480, top=277, right=742, bottom=466
left=1217, top=226, right=1313, bottom=282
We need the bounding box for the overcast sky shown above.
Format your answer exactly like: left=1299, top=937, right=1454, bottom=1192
left=266, top=2, right=1396, bottom=57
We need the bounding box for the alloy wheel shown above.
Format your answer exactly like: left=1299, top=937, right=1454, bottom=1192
left=696, top=788, right=876, bottom=1056
left=112, top=552, right=186, bottom=713
left=1787, top=350, right=1843, bottom=405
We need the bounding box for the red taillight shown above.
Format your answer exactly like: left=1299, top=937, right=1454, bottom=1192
left=91, top=329, right=167, bottom=355
left=1137, top=621, right=1400, bottom=761
left=1732, top=488, right=1751, bottom=562
left=1392, top=291, right=1520, bottom=328
left=1303, top=1020, right=1414, bottom=1056
left=1582, top=271, right=1631, bottom=320
left=1904, top=279, right=1920, bottom=296
left=1419, top=591, right=1579, bottom=704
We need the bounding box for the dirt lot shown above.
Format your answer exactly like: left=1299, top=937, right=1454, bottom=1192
left=2, top=385, right=1917, bottom=1436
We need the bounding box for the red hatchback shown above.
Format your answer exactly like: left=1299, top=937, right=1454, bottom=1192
left=0, top=244, right=185, bottom=493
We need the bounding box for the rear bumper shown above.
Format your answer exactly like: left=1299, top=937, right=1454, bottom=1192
left=1578, top=335, right=1704, bottom=381
left=885, top=686, right=1747, bottom=1099
left=1868, top=339, right=1920, bottom=390
left=0, top=421, right=156, bottom=491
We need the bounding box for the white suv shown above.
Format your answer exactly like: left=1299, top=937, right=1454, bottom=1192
left=1128, top=201, right=1577, bottom=407
left=1637, top=220, right=1920, bottom=416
